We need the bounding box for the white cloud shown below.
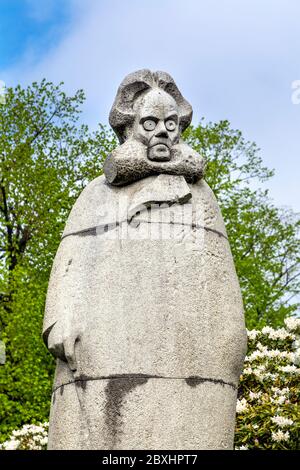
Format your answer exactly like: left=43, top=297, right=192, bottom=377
left=1, top=0, right=300, bottom=210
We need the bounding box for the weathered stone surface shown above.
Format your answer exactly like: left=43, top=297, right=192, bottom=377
left=48, top=378, right=237, bottom=450
left=127, top=174, right=192, bottom=220
left=104, top=139, right=205, bottom=186
left=45, top=175, right=246, bottom=385
left=109, top=69, right=193, bottom=144
left=44, top=69, right=247, bottom=450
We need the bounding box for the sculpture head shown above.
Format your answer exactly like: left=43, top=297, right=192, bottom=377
left=105, top=70, right=204, bottom=186
left=132, top=88, right=180, bottom=161
left=109, top=69, right=192, bottom=161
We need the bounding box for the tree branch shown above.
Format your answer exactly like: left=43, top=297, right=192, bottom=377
left=28, top=107, right=58, bottom=145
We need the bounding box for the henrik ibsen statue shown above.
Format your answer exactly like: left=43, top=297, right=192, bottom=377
left=43, top=70, right=247, bottom=450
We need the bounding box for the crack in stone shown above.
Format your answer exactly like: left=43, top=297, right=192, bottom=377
left=51, top=374, right=236, bottom=448
left=185, top=375, right=236, bottom=389
left=52, top=374, right=236, bottom=394
left=62, top=222, right=228, bottom=241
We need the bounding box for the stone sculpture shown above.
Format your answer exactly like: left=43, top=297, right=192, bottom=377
left=43, top=69, right=247, bottom=450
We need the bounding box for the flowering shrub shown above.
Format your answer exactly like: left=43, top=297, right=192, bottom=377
left=235, top=317, right=300, bottom=450
left=0, top=423, right=48, bottom=450
left=1, top=318, right=299, bottom=450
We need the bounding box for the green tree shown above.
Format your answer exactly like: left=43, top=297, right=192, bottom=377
left=0, top=80, right=116, bottom=440
left=0, top=82, right=299, bottom=441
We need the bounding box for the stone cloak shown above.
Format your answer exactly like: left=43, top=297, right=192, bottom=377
left=43, top=173, right=247, bottom=450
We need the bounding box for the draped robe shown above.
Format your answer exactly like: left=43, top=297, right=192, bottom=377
left=43, top=169, right=247, bottom=450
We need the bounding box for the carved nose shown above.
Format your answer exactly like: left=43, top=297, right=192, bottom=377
left=156, top=130, right=168, bottom=138
left=155, top=125, right=168, bottom=138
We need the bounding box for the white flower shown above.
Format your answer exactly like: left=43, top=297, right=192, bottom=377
left=235, top=445, right=248, bottom=450
left=272, top=387, right=289, bottom=396
left=256, top=364, right=267, bottom=372
left=271, top=416, right=293, bottom=428
left=271, top=395, right=287, bottom=405
left=271, top=430, right=290, bottom=442
left=263, top=372, right=278, bottom=380
left=265, top=349, right=282, bottom=358
left=236, top=398, right=248, bottom=413
left=268, top=328, right=295, bottom=341
left=256, top=342, right=268, bottom=351
left=284, top=317, right=300, bottom=332
left=12, top=429, right=27, bottom=437
left=27, top=424, right=45, bottom=434
left=40, top=437, right=48, bottom=446
left=0, top=422, right=49, bottom=450
left=246, top=346, right=299, bottom=363
left=262, top=326, right=274, bottom=335
left=252, top=364, right=269, bottom=380
left=279, top=365, right=300, bottom=374
left=261, top=325, right=295, bottom=340
left=245, top=350, right=264, bottom=362
left=252, top=369, right=264, bottom=381
left=293, top=339, right=300, bottom=349
left=28, top=443, right=40, bottom=450
left=249, top=391, right=262, bottom=401
left=247, top=329, right=260, bottom=341
left=2, top=438, right=20, bottom=450
left=286, top=351, right=298, bottom=362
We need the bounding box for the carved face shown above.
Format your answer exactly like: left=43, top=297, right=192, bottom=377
left=132, top=89, right=180, bottom=161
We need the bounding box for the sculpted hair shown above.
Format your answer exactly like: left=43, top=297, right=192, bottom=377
left=109, top=69, right=193, bottom=143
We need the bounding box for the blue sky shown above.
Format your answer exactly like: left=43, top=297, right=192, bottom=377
left=0, top=0, right=299, bottom=212
left=0, top=0, right=73, bottom=67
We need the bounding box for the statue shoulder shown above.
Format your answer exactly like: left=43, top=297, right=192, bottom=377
left=190, top=178, right=227, bottom=234
left=62, top=174, right=119, bottom=237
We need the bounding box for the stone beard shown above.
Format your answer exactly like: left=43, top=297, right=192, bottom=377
left=43, top=69, right=247, bottom=450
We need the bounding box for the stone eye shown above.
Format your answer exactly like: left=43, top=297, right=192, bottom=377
left=165, top=120, right=176, bottom=131
left=143, top=119, right=156, bottom=131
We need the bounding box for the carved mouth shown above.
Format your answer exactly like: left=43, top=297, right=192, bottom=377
left=148, top=143, right=171, bottom=162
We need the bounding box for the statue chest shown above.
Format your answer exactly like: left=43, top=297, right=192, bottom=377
left=53, top=194, right=246, bottom=388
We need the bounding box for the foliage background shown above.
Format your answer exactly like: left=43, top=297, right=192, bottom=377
left=0, top=82, right=299, bottom=443
left=235, top=318, right=300, bottom=450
